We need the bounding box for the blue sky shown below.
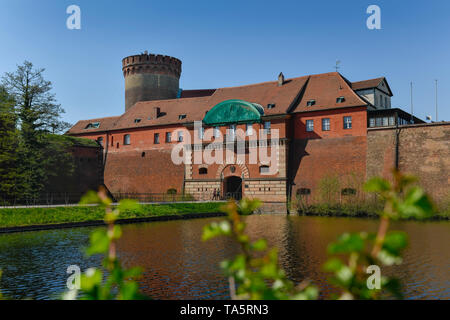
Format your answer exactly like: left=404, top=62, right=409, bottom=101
left=0, top=0, right=449, bottom=124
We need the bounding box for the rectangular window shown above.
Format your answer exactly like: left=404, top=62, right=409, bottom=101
left=154, top=133, right=160, bottom=144
left=259, top=166, right=270, bottom=174
left=123, top=134, right=130, bottom=145
left=382, top=117, right=389, bottom=126
left=376, top=117, right=382, bottom=127
left=263, top=121, right=271, bottom=134
left=198, top=127, right=204, bottom=139
left=322, top=118, right=330, bottom=131
left=214, top=127, right=220, bottom=138
left=343, top=116, right=352, bottom=129
left=388, top=116, right=395, bottom=126
left=177, top=131, right=183, bottom=142
left=246, top=123, right=253, bottom=136
left=369, top=118, right=375, bottom=127
left=165, top=132, right=171, bottom=143
left=228, top=124, right=236, bottom=139
left=306, top=120, right=314, bottom=132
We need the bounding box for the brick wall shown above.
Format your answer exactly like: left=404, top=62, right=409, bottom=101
left=289, top=107, right=368, bottom=203
left=289, top=136, right=367, bottom=203
left=292, top=106, right=367, bottom=139
left=104, top=148, right=184, bottom=195
left=367, top=123, right=450, bottom=203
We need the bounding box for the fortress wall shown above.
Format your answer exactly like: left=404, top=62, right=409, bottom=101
left=289, top=135, right=368, bottom=203
left=103, top=148, right=185, bottom=195
left=367, top=123, right=450, bottom=203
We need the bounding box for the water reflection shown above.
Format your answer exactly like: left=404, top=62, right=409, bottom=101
left=0, top=216, right=448, bottom=300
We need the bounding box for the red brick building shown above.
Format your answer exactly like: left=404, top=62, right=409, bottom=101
left=68, top=53, right=438, bottom=212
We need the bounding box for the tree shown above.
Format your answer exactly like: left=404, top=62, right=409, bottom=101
left=2, top=61, right=73, bottom=199
left=2, top=61, right=71, bottom=135
left=0, top=86, right=19, bottom=202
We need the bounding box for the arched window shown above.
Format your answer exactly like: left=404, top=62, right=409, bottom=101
left=199, top=167, right=208, bottom=175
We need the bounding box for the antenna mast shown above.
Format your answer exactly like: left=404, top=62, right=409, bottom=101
left=435, top=79, right=438, bottom=122
left=410, top=82, right=414, bottom=123
left=335, top=60, right=341, bottom=72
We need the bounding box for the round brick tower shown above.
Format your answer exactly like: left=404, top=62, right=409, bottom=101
left=122, top=53, right=182, bottom=112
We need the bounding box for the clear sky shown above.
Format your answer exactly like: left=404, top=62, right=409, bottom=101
left=1, top=0, right=449, bottom=125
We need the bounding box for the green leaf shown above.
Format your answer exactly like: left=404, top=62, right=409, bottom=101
left=399, top=187, right=434, bottom=219
left=323, top=258, right=344, bottom=272
left=79, top=191, right=101, bottom=205
left=328, top=233, right=365, bottom=254
left=238, top=199, right=262, bottom=215
left=80, top=268, right=103, bottom=291
left=335, top=265, right=353, bottom=286
left=383, top=231, right=408, bottom=255
left=86, top=229, right=109, bottom=256
left=107, top=225, right=122, bottom=240
left=364, top=177, right=391, bottom=193
left=119, top=282, right=140, bottom=300
left=202, top=221, right=231, bottom=241
left=377, top=249, right=402, bottom=266
left=250, top=239, right=267, bottom=251
left=123, top=267, right=143, bottom=279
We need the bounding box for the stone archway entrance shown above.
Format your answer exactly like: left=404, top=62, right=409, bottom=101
left=223, top=176, right=242, bottom=200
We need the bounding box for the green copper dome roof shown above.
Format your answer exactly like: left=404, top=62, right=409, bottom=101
left=203, top=99, right=264, bottom=126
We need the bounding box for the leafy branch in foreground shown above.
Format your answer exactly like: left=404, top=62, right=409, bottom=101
left=63, top=187, right=148, bottom=300
left=203, top=199, right=318, bottom=300
left=323, top=171, right=434, bottom=299
left=203, top=171, right=434, bottom=300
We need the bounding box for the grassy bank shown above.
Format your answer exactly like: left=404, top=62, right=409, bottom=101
left=0, top=202, right=225, bottom=228
left=296, top=203, right=450, bottom=220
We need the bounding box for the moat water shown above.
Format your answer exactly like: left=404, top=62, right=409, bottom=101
left=0, top=215, right=448, bottom=300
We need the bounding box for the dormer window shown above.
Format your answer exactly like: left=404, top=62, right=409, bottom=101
left=84, top=122, right=100, bottom=129
left=178, top=114, right=186, bottom=120
left=134, top=118, right=141, bottom=124
left=267, top=103, right=275, bottom=109
left=336, top=96, right=345, bottom=103
left=307, top=100, right=316, bottom=107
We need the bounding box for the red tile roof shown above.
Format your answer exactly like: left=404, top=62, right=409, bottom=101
left=289, top=72, right=367, bottom=113
left=67, top=116, right=120, bottom=134
left=352, top=77, right=384, bottom=90
left=68, top=72, right=372, bottom=134
left=180, top=89, right=216, bottom=98
left=352, top=77, right=393, bottom=96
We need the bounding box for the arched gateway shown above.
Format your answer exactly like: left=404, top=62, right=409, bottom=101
left=183, top=98, right=288, bottom=210
left=223, top=176, right=243, bottom=200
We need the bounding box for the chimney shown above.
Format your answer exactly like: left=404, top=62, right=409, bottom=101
left=278, top=72, right=285, bottom=86
left=152, top=107, right=160, bottom=119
